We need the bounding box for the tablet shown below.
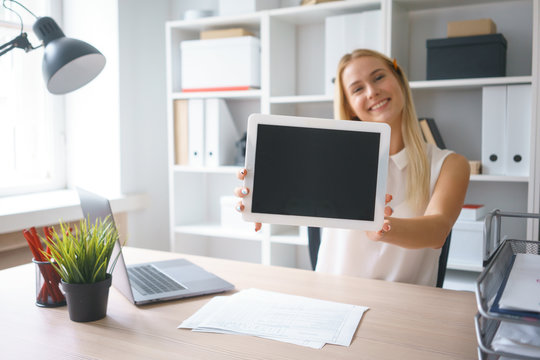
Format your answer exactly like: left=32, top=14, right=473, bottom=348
left=242, top=113, right=390, bottom=230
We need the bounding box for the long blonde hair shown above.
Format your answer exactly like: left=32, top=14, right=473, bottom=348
left=334, top=49, right=430, bottom=210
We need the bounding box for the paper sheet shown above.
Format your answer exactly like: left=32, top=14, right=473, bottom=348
left=178, top=288, right=368, bottom=349
left=499, top=253, right=540, bottom=313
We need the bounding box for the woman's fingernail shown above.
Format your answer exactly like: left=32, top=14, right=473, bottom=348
left=240, top=169, right=246, bottom=175
left=241, top=188, right=248, bottom=195
left=236, top=205, right=242, bottom=212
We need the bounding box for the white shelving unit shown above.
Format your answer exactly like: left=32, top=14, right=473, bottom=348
left=165, top=0, right=540, bottom=287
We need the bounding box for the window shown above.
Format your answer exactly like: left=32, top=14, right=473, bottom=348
left=0, top=0, right=64, bottom=197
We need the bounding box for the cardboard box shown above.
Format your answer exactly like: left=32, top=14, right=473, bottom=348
left=447, top=18, right=496, bottom=38
left=181, top=36, right=260, bottom=92
left=448, top=220, right=484, bottom=269
left=426, top=34, right=507, bottom=80
left=219, top=0, right=279, bottom=16
left=200, top=28, right=255, bottom=40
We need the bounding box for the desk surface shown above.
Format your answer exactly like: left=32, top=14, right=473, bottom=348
left=0, top=247, right=478, bottom=359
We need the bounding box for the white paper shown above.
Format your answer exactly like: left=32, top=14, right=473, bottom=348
left=178, top=288, right=368, bottom=349
left=492, top=321, right=540, bottom=358
left=499, top=253, right=540, bottom=313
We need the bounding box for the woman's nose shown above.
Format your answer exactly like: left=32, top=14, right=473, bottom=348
left=366, top=84, right=378, bottom=98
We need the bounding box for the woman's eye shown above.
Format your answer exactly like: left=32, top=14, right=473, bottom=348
left=352, top=86, right=363, bottom=93
left=375, top=74, right=385, bottom=81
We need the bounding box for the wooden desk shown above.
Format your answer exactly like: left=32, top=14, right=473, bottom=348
left=0, top=247, right=478, bottom=359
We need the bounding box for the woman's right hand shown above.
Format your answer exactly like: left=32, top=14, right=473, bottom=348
left=234, top=168, right=262, bottom=232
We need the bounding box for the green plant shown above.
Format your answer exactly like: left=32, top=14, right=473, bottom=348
left=41, top=217, right=121, bottom=284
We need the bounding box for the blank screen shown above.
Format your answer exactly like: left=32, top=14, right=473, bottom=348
left=252, top=124, right=380, bottom=220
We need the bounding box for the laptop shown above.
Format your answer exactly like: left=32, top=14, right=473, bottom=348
left=76, top=188, right=234, bottom=305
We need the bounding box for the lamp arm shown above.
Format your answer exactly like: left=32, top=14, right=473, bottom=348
left=0, top=32, right=35, bottom=57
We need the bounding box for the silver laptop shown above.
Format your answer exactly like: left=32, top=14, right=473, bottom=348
left=77, top=188, right=234, bottom=305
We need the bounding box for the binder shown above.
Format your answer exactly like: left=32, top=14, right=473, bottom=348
left=173, top=100, right=189, bottom=165
left=204, top=99, right=239, bottom=167
left=481, top=84, right=531, bottom=176
left=482, top=86, right=506, bottom=175
left=505, top=84, right=531, bottom=176
left=324, top=10, right=382, bottom=95
left=187, top=99, right=205, bottom=166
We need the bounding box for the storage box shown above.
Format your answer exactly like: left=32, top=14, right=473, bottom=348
left=219, top=0, right=279, bottom=16
left=200, top=28, right=254, bottom=40
left=448, top=220, right=484, bottom=269
left=220, top=196, right=252, bottom=230
left=426, top=34, right=507, bottom=80
left=447, top=18, right=496, bottom=38
left=181, top=36, right=260, bottom=92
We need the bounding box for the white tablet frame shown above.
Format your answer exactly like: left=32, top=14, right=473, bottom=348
left=242, top=113, right=391, bottom=230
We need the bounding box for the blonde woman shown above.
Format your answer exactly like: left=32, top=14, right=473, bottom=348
left=235, top=49, right=469, bottom=286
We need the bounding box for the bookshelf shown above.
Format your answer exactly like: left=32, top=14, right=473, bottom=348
left=165, top=0, right=540, bottom=288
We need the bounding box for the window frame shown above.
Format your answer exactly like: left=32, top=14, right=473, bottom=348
left=0, top=0, right=65, bottom=197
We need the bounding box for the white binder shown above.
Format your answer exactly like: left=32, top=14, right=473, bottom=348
left=324, top=10, right=382, bottom=96
left=481, top=86, right=506, bottom=175
left=187, top=99, right=205, bottom=166
left=204, top=99, right=239, bottom=167
left=505, top=84, right=531, bottom=176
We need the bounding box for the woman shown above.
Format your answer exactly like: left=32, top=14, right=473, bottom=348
left=235, top=49, right=470, bottom=286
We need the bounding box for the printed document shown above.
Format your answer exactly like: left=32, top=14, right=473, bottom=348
left=499, top=253, right=540, bottom=313
left=178, top=288, right=369, bottom=349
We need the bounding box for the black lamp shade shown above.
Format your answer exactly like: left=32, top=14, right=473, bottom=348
left=33, top=17, right=106, bottom=95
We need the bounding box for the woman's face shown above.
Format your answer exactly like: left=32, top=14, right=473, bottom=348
left=341, top=56, right=405, bottom=127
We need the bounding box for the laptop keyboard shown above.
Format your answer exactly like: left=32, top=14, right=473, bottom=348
left=128, top=265, right=186, bottom=296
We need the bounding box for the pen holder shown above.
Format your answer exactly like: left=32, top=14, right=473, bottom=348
left=33, top=259, right=66, bottom=307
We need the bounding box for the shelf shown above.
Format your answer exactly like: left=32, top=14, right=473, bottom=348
left=409, top=76, right=532, bottom=91
left=270, top=94, right=333, bottom=104
left=172, top=165, right=241, bottom=174
left=175, top=223, right=264, bottom=241
left=393, top=0, right=525, bottom=11
left=269, top=0, right=380, bottom=24
left=469, top=174, right=529, bottom=183
left=166, top=12, right=262, bottom=31
left=171, top=90, right=261, bottom=100
left=447, top=261, right=483, bottom=273
left=271, top=233, right=307, bottom=246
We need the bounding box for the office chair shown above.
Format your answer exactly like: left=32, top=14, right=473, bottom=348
left=307, top=227, right=452, bottom=288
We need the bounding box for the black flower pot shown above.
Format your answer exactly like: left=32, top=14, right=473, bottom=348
left=61, top=274, right=112, bottom=322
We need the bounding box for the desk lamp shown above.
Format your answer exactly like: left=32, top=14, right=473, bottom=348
left=0, top=0, right=106, bottom=94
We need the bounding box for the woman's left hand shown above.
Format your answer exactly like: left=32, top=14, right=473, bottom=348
left=366, top=194, right=393, bottom=241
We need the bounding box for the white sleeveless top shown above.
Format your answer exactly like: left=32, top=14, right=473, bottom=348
left=315, top=144, right=453, bottom=286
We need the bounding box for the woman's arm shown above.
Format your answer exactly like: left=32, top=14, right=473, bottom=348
left=370, top=153, right=470, bottom=249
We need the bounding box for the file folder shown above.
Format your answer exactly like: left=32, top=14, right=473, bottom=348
left=505, top=84, right=531, bottom=176
left=482, top=86, right=506, bottom=175
left=204, top=99, right=239, bottom=167
left=188, top=99, right=205, bottom=166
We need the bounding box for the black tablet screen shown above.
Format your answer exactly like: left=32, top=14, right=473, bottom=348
left=251, top=124, right=380, bottom=220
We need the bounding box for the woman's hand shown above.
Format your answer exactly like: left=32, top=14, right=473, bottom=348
left=366, top=194, right=394, bottom=241
left=234, top=168, right=262, bottom=232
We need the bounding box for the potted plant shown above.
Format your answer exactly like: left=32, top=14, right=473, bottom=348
left=41, top=216, right=120, bottom=322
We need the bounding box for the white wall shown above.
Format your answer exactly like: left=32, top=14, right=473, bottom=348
left=63, top=0, right=121, bottom=195
left=117, top=0, right=170, bottom=250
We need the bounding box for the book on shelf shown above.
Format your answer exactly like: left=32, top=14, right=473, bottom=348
left=418, top=118, right=446, bottom=149
left=173, top=99, right=189, bottom=165
left=457, top=204, right=488, bottom=221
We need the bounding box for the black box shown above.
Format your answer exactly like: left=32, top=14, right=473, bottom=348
left=426, top=34, right=507, bottom=80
